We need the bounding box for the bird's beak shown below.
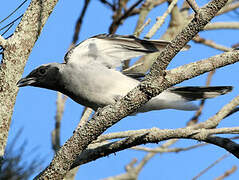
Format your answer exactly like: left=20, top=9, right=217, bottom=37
left=17, top=77, right=36, bottom=87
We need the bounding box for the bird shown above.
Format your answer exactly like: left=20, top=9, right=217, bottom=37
left=17, top=34, right=232, bottom=113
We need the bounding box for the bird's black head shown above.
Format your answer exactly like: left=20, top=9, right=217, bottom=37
left=17, top=63, right=64, bottom=91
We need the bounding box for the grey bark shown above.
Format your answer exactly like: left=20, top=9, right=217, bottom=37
left=0, top=0, right=58, bottom=165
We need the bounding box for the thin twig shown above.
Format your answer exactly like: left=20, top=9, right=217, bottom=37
left=193, top=94, right=239, bottom=129
left=232, top=42, right=239, bottom=49
left=127, top=0, right=168, bottom=18
left=214, top=165, right=237, bottom=180
left=134, top=0, right=155, bottom=33
left=193, top=35, right=233, bottom=52
left=192, top=153, right=230, bottom=180
left=186, top=0, right=200, bottom=14
left=134, top=18, right=151, bottom=37
left=109, top=0, right=144, bottom=34
left=145, top=0, right=178, bottom=39
left=71, top=0, right=91, bottom=46
left=52, top=92, right=67, bottom=152
left=217, top=1, right=239, bottom=16
left=131, top=143, right=206, bottom=153
left=77, top=107, right=93, bottom=129
left=99, top=0, right=115, bottom=10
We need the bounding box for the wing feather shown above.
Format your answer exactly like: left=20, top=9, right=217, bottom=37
left=64, top=34, right=185, bottom=68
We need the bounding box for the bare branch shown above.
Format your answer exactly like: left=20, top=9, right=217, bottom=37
left=205, top=22, right=239, bottom=30
left=109, top=0, right=144, bottom=34
left=232, top=42, right=239, bottom=49
left=94, top=129, right=147, bottom=143
left=145, top=0, right=178, bottom=39
left=217, top=1, right=239, bottom=15
left=131, top=143, right=206, bottom=153
left=52, top=92, right=67, bottom=152
left=77, top=107, right=93, bottom=129
left=129, top=138, right=180, bottom=178
left=214, top=165, right=237, bottom=180
left=193, top=35, right=232, bottom=52
left=192, top=153, right=230, bottom=180
left=0, top=0, right=59, bottom=163
left=134, top=0, right=156, bottom=33
left=193, top=94, right=239, bottom=129
left=71, top=127, right=239, bottom=168
left=134, top=18, right=151, bottom=37
left=71, top=0, right=91, bottom=46
left=186, top=0, right=200, bottom=14
left=99, top=0, right=115, bottom=10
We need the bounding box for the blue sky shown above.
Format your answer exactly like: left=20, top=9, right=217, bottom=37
left=2, top=0, right=239, bottom=179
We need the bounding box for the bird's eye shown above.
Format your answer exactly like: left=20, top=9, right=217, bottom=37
left=38, top=68, right=47, bottom=75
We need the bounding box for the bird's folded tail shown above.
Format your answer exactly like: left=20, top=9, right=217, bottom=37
left=168, top=86, right=233, bottom=101
left=138, top=86, right=233, bottom=112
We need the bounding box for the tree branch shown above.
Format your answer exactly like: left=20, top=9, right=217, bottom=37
left=71, top=127, right=239, bottom=168
left=214, top=165, right=237, bottom=180
left=205, top=22, right=239, bottom=30
left=35, top=0, right=230, bottom=178
left=193, top=93, right=239, bottom=129
left=71, top=0, right=91, bottom=46
left=193, top=35, right=233, bottom=52
left=217, top=1, right=239, bottom=15
left=109, top=0, right=144, bottom=34
left=192, top=153, right=230, bottom=180
left=144, top=0, right=178, bottom=39
left=186, top=0, right=200, bottom=14
left=0, top=0, right=59, bottom=165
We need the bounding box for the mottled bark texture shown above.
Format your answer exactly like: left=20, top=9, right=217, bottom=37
left=0, top=0, right=58, bottom=164
left=35, top=0, right=230, bottom=179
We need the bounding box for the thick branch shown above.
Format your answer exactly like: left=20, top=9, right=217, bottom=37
left=217, top=1, right=239, bottom=15
left=0, top=0, right=58, bottom=163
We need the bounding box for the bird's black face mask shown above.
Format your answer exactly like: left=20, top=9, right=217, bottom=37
left=17, top=64, right=61, bottom=91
